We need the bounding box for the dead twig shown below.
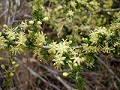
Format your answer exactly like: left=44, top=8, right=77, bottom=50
left=54, top=74, right=74, bottom=90
left=6, top=0, right=11, bottom=25
left=0, top=9, right=8, bottom=18
left=27, top=67, right=60, bottom=90
left=13, top=57, right=60, bottom=90
left=94, top=54, right=120, bottom=83
left=100, top=8, right=120, bottom=12
left=38, top=63, right=75, bottom=90
left=10, top=5, right=17, bottom=26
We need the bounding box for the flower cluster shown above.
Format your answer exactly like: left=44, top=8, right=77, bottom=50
left=48, top=40, right=85, bottom=69
left=82, top=26, right=120, bottom=58
left=1, top=21, right=46, bottom=55
left=1, top=25, right=27, bottom=55
left=0, top=22, right=46, bottom=85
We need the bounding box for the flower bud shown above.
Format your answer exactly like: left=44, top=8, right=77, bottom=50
left=37, top=21, right=42, bottom=25
left=82, top=38, right=89, bottom=43
left=73, top=63, right=78, bottom=67
left=42, top=17, right=49, bottom=21
left=12, top=61, right=16, bottom=65
left=0, top=57, right=3, bottom=61
left=63, top=72, right=69, bottom=77
left=48, top=49, right=54, bottom=54
left=15, top=64, right=19, bottom=68
left=10, top=72, right=14, bottom=77
left=29, top=20, right=34, bottom=25
left=1, top=64, right=5, bottom=69
left=68, top=60, right=72, bottom=64
left=3, top=24, right=8, bottom=29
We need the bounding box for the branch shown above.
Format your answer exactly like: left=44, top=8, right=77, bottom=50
left=100, top=8, right=120, bottom=12
left=54, top=74, right=74, bottom=90
left=14, top=57, right=75, bottom=89
left=6, top=0, right=11, bottom=25
left=13, top=57, right=60, bottom=90
left=10, top=5, right=17, bottom=26
left=40, top=45, right=82, bottom=49
left=94, top=54, right=120, bottom=83
left=100, top=54, right=120, bottom=63
left=27, top=67, right=60, bottom=90
left=0, top=9, right=8, bottom=18
left=40, top=46, right=50, bottom=49
left=38, top=63, right=75, bottom=90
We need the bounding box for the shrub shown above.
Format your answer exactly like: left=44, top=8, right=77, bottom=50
left=0, top=0, right=120, bottom=89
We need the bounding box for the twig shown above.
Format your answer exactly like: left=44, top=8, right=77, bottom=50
left=57, top=24, right=64, bottom=38
left=54, top=74, right=75, bottom=90
left=38, top=64, right=58, bottom=75
left=10, top=5, right=17, bottom=26
left=6, top=0, right=11, bottom=25
left=27, top=67, right=60, bottom=90
left=110, top=57, right=120, bottom=63
left=100, top=8, right=120, bottom=12
left=38, top=63, right=75, bottom=90
left=0, top=9, right=8, bottom=18
left=40, top=45, right=82, bottom=49
left=40, top=46, right=50, bottom=49
left=13, top=57, right=60, bottom=90
left=112, top=77, right=119, bottom=90
left=73, top=45, right=82, bottom=49
left=100, top=54, right=120, bottom=63
left=94, top=54, right=120, bottom=83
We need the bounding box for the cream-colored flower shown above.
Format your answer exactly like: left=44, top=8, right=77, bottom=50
left=42, top=17, right=49, bottom=21
left=35, top=32, right=46, bottom=46
left=102, top=43, right=114, bottom=53
left=70, top=1, right=76, bottom=7
left=21, top=21, right=28, bottom=30
left=89, top=32, right=98, bottom=44
left=49, top=40, right=70, bottom=55
left=9, top=45, right=24, bottom=55
left=53, top=54, right=66, bottom=69
left=67, top=10, right=74, bottom=16
left=0, top=36, right=7, bottom=49
left=37, top=21, right=42, bottom=25
left=29, top=20, right=34, bottom=25
left=6, top=30, right=16, bottom=40
left=73, top=57, right=81, bottom=65
left=16, top=32, right=27, bottom=46
left=56, top=42, right=69, bottom=54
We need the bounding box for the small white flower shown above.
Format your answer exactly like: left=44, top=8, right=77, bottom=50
left=67, top=10, right=74, bottom=16
left=29, top=20, right=34, bottom=25
left=70, top=1, right=76, bottom=7
left=42, top=17, right=49, bottom=21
